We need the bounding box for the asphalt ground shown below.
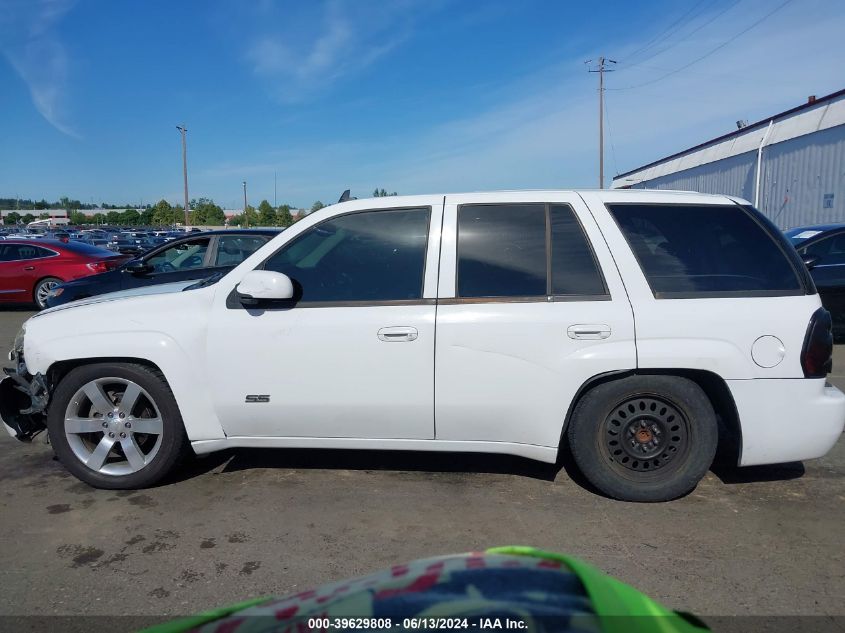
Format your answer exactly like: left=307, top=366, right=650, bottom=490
left=0, top=308, right=843, bottom=628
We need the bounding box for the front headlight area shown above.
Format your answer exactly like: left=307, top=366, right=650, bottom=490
left=10, top=325, right=25, bottom=365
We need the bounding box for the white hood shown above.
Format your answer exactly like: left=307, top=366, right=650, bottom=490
left=39, top=280, right=198, bottom=315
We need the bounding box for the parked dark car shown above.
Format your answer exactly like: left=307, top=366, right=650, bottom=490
left=106, top=238, right=149, bottom=256
left=46, top=229, right=280, bottom=307
left=786, top=223, right=845, bottom=338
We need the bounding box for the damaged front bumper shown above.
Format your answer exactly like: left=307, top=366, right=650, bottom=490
left=0, top=366, right=49, bottom=441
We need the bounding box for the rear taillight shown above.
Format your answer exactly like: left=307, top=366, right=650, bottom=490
left=801, top=308, right=833, bottom=378
left=86, top=261, right=111, bottom=274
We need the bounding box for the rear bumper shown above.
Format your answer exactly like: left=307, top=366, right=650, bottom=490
left=729, top=378, right=845, bottom=466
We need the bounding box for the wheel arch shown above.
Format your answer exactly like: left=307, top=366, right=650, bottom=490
left=40, top=350, right=226, bottom=442
left=560, top=368, right=742, bottom=465
left=47, top=357, right=168, bottom=390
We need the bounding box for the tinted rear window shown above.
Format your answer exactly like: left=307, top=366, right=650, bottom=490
left=607, top=203, right=803, bottom=297
left=457, top=204, right=547, bottom=297
left=550, top=205, right=606, bottom=296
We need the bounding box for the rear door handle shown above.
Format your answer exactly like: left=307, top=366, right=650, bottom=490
left=23, top=266, right=35, bottom=271
left=567, top=324, right=611, bottom=340
left=377, top=326, right=418, bottom=342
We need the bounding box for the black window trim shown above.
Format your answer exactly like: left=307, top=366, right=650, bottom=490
left=605, top=201, right=812, bottom=300
left=227, top=205, right=433, bottom=310
left=454, top=202, right=610, bottom=302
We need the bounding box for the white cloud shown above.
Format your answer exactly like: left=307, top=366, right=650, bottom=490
left=0, top=0, right=79, bottom=138
left=241, top=0, right=422, bottom=101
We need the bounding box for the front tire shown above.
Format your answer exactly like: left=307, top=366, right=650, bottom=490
left=47, top=363, right=187, bottom=489
left=33, top=277, right=62, bottom=309
left=567, top=375, right=718, bottom=502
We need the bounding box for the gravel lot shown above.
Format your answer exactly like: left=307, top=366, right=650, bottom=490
left=0, top=308, right=843, bottom=625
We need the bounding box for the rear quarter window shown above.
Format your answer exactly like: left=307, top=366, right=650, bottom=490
left=607, top=203, right=807, bottom=298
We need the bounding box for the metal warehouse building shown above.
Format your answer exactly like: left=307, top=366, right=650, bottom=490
left=611, top=89, right=845, bottom=230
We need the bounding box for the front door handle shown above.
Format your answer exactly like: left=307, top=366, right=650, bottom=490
left=23, top=266, right=35, bottom=271
left=567, top=324, right=611, bottom=340
left=377, top=326, right=418, bottom=342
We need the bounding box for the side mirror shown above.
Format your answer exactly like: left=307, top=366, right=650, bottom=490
left=803, top=255, right=820, bottom=270
left=124, top=260, right=152, bottom=274
left=236, top=270, right=294, bottom=304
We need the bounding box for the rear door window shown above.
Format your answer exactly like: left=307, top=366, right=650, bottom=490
left=607, top=203, right=804, bottom=297
left=457, top=204, right=547, bottom=297
left=550, top=205, right=606, bottom=296
left=456, top=203, right=607, bottom=299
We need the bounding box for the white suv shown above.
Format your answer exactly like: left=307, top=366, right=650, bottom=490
left=3, top=190, right=843, bottom=501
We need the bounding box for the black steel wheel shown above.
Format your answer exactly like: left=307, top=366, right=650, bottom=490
left=602, top=395, right=690, bottom=475
left=567, top=375, right=718, bottom=502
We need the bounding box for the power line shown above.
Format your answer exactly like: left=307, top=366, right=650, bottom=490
left=609, top=0, right=795, bottom=91
left=620, top=0, right=743, bottom=72
left=621, top=0, right=712, bottom=64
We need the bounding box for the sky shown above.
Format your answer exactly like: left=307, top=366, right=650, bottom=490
left=0, top=0, right=843, bottom=210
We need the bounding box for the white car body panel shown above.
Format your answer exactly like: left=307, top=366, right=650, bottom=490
left=434, top=191, right=636, bottom=447
left=22, top=286, right=227, bottom=441
left=580, top=190, right=820, bottom=380
left=6, top=189, right=843, bottom=470
left=730, top=379, right=845, bottom=466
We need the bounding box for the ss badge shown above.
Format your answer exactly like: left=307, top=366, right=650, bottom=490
left=245, top=395, right=270, bottom=403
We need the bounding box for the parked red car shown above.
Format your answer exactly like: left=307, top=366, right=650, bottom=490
left=0, top=240, right=130, bottom=309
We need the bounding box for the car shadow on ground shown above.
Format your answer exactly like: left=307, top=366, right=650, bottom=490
left=174, top=447, right=563, bottom=482
left=709, top=459, right=805, bottom=484
left=169, top=443, right=609, bottom=494
left=170, top=445, right=807, bottom=496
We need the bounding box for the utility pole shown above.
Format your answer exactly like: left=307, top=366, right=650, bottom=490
left=242, top=181, right=248, bottom=228
left=586, top=57, right=616, bottom=188
left=176, top=125, right=189, bottom=226
left=274, top=171, right=277, bottom=207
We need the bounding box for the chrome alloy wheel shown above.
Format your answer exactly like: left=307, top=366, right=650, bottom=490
left=64, top=377, right=164, bottom=475
left=35, top=279, right=60, bottom=307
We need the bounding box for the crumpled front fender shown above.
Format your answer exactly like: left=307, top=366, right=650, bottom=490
left=0, top=370, right=49, bottom=441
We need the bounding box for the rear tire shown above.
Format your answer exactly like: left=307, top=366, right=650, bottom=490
left=47, top=363, right=187, bottom=489
left=33, top=277, right=62, bottom=309
left=567, top=375, right=718, bottom=502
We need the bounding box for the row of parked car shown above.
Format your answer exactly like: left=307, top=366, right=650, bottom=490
left=0, top=227, right=279, bottom=308
left=0, top=226, right=204, bottom=255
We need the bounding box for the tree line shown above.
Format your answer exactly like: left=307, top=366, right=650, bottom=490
left=0, top=197, right=149, bottom=211
left=3, top=189, right=397, bottom=226
left=2, top=198, right=299, bottom=227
